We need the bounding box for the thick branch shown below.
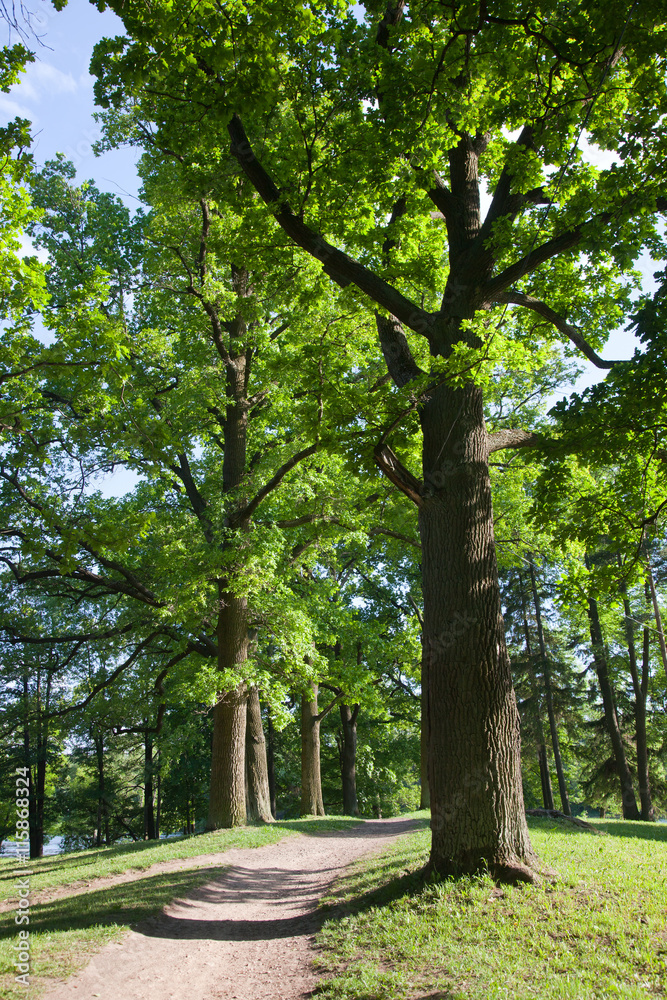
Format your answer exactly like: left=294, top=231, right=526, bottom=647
left=373, top=444, right=423, bottom=506
left=487, top=428, right=542, bottom=454
left=376, top=313, right=424, bottom=388
left=495, top=291, right=618, bottom=369
left=228, top=114, right=432, bottom=337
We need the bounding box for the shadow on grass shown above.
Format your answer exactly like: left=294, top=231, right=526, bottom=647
left=0, top=866, right=227, bottom=940
left=590, top=820, right=667, bottom=842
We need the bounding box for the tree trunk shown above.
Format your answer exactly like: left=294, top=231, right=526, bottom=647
left=267, top=710, right=277, bottom=819
left=646, top=563, right=667, bottom=682
left=420, top=382, right=536, bottom=881
left=95, top=733, right=105, bottom=848
left=518, top=571, right=554, bottom=811
left=245, top=687, right=273, bottom=823
left=207, top=585, right=249, bottom=830
left=339, top=703, right=360, bottom=816
left=586, top=582, right=640, bottom=820
left=527, top=555, right=570, bottom=815
left=155, top=749, right=161, bottom=840
left=144, top=729, right=156, bottom=840
left=301, top=682, right=325, bottom=816
left=420, top=638, right=430, bottom=809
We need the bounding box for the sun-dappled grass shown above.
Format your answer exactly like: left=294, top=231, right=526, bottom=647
left=0, top=815, right=361, bottom=999
left=315, top=815, right=667, bottom=999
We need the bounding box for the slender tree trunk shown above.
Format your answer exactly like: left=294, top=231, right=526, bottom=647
left=646, top=563, right=667, bottom=682
left=267, top=711, right=277, bottom=819
left=301, top=682, right=325, bottom=816
left=207, top=585, right=249, bottom=829
left=527, top=555, right=570, bottom=815
left=420, top=382, right=535, bottom=881
left=619, top=564, right=653, bottom=821
left=144, top=729, right=156, bottom=840
left=95, top=733, right=104, bottom=848
left=155, top=749, right=161, bottom=840
left=420, top=638, right=430, bottom=809
left=339, top=703, right=360, bottom=816
left=586, top=580, right=640, bottom=820
left=518, top=571, right=554, bottom=810
left=245, top=687, right=273, bottom=823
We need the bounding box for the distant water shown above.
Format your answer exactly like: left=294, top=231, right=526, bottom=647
left=1, top=835, right=63, bottom=857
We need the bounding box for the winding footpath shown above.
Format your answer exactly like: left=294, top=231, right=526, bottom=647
left=43, top=817, right=421, bottom=1000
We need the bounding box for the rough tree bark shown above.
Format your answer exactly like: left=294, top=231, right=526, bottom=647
left=421, top=381, right=536, bottom=880
left=586, top=576, right=641, bottom=821
left=527, top=555, right=570, bottom=815
left=420, top=638, right=430, bottom=809
left=267, top=710, right=277, bottom=819
left=245, top=687, right=273, bottom=823
left=300, top=682, right=326, bottom=816
left=339, top=703, right=360, bottom=816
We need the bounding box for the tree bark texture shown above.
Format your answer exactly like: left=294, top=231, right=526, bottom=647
left=420, top=639, right=431, bottom=809
left=301, top=682, right=325, bottom=816
left=207, top=586, right=249, bottom=829
left=586, top=590, right=640, bottom=820
left=267, top=711, right=277, bottom=819
left=339, top=703, right=360, bottom=816
left=245, top=687, right=273, bottom=823
left=420, top=382, right=535, bottom=880
left=527, top=555, right=570, bottom=815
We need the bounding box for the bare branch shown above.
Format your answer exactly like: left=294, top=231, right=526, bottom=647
left=493, top=290, right=618, bottom=369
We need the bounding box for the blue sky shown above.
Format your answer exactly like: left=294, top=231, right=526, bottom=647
left=0, top=0, right=661, bottom=496
left=0, top=0, right=139, bottom=202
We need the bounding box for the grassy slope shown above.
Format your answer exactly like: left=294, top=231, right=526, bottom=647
left=0, top=816, right=359, bottom=1000
left=316, top=815, right=667, bottom=1000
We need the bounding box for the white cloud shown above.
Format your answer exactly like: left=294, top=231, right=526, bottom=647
left=12, top=61, right=78, bottom=103
left=0, top=94, right=35, bottom=123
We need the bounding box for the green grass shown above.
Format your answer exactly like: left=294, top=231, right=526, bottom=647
left=315, top=815, right=667, bottom=1000
left=0, top=816, right=360, bottom=999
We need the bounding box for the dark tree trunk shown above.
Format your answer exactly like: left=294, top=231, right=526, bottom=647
left=205, top=267, right=254, bottom=829
left=527, top=555, right=570, bottom=815
left=207, top=586, right=249, bottom=829
left=267, top=711, right=277, bottom=819
left=621, top=583, right=653, bottom=820
left=518, top=571, right=554, bottom=810
left=586, top=582, right=640, bottom=820
left=144, top=729, right=156, bottom=840
left=647, top=563, right=667, bottom=682
left=339, top=703, right=360, bottom=816
left=245, top=687, right=273, bottom=823
left=420, top=382, right=535, bottom=881
left=155, top=749, right=161, bottom=840
left=301, top=682, right=325, bottom=816
left=420, top=638, right=430, bottom=809
left=95, top=733, right=105, bottom=848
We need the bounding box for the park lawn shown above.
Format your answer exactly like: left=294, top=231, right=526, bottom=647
left=0, top=816, right=360, bottom=1000
left=316, top=814, right=667, bottom=1000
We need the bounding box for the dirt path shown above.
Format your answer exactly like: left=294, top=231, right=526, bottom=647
left=43, top=817, right=421, bottom=1000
